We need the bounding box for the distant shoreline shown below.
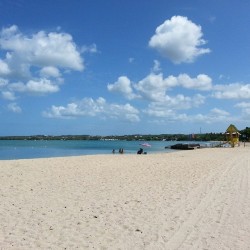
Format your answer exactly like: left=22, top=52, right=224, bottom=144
left=0, top=132, right=227, bottom=141
left=0, top=139, right=248, bottom=161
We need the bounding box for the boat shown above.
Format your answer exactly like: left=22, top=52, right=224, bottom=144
left=140, top=143, right=151, bottom=147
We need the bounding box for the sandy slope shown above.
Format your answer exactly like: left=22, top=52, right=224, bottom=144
left=0, top=146, right=249, bottom=249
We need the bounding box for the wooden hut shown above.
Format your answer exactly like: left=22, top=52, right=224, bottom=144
left=225, top=124, right=240, bottom=147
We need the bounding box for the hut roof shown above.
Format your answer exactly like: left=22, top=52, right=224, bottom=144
left=226, top=124, right=240, bottom=134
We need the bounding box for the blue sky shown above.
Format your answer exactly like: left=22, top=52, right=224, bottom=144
left=0, top=0, right=250, bottom=136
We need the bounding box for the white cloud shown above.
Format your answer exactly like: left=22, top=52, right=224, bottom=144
left=43, top=98, right=106, bottom=118
left=145, top=105, right=231, bottom=125
left=134, top=73, right=171, bottom=101
left=209, top=108, right=230, bottom=116
left=81, top=43, right=98, bottom=53
left=9, top=78, right=59, bottom=95
left=149, top=16, right=210, bottom=64
left=2, top=91, right=16, bottom=100
left=0, top=25, right=84, bottom=73
left=145, top=93, right=205, bottom=117
left=213, top=83, right=250, bottom=99
left=0, top=25, right=18, bottom=37
left=133, top=72, right=212, bottom=102
left=108, top=103, right=140, bottom=122
left=40, top=66, right=61, bottom=78
left=0, top=25, right=85, bottom=99
left=7, top=102, right=22, bottom=113
left=235, top=102, right=250, bottom=108
left=145, top=107, right=176, bottom=119
left=108, top=72, right=212, bottom=104
left=107, top=76, right=139, bottom=100
left=235, top=102, right=250, bottom=117
left=177, top=74, right=212, bottom=90
left=43, top=97, right=140, bottom=122
left=0, top=59, right=11, bottom=75
left=151, top=60, right=161, bottom=73
left=190, top=108, right=232, bottom=124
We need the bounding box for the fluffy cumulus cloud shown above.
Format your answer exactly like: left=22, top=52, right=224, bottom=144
left=106, top=71, right=211, bottom=123
left=0, top=59, right=11, bottom=75
left=149, top=16, right=210, bottom=64
left=134, top=73, right=171, bottom=101
left=177, top=74, right=212, bottom=90
left=107, top=76, right=139, bottom=100
left=40, top=66, right=61, bottom=78
left=145, top=93, right=205, bottom=116
left=0, top=25, right=83, bottom=74
left=9, top=78, right=59, bottom=95
left=105, top=69, right=222, bottom=123
left=0, top=25, right=85, bottom=111
left=213, top=83, right=250, bottom=99
left=133, top=72, right=212, bottom=102
left=43, top=97, right=140, bottom=122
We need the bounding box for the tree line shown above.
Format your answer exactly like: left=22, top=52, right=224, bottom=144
left=0, top=128, right=249, bottom=141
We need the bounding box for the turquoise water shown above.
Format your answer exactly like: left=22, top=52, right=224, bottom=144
left=0, top=140, right=211, bottom=160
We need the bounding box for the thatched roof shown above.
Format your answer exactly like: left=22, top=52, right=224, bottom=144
left=226, top=124, right=240, bottom=134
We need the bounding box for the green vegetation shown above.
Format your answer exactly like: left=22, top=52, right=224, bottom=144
left=240, top=127, right=250, bottom=141
left=0, top=131, right=247, bottom=141
left=0, top=126, right=249, bottom=141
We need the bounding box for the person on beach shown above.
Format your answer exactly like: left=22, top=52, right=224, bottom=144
left=137, top=148, right=143, bottom=154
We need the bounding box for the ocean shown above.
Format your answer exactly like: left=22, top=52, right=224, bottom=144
left=0, top=140, right=213, bottom=160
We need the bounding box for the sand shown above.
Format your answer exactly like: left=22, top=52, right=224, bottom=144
left=0, top=145, right=249, bottom=249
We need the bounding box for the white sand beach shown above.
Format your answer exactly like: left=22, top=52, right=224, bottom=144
left=0, top=145, right=250, bottom=249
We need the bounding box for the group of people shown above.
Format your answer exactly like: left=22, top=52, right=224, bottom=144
left=112, top=148, right=147, bottom=154
left=112, top=148, right=124, bottom=154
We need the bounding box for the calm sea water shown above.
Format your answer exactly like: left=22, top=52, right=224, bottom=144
left=0, top=140, right=213, bottom=160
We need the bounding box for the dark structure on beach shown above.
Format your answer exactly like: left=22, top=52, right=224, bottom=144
left=167, top=143, right=201, bottom=150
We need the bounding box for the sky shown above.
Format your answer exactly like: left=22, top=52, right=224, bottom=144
left=0, top=0, right=250, bottom=136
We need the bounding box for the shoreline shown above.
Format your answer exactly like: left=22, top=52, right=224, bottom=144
left=0, top=140, right=223, bottom=161
left=1, top=147, right=249, bottom=249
